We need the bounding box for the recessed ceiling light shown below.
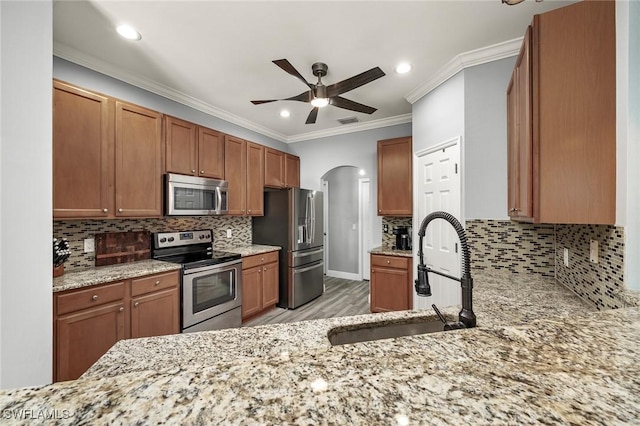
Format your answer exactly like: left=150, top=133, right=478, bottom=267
left=359, top=169, right=366, bottom=176
left=280, top=110, right=290, bottom=118
left=394, top=62, right=412, bottom=74
left=116, top=24, right=142, bottom=41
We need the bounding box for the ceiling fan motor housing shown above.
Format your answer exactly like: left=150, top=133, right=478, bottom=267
left=312, top=62, right=328, bottom=78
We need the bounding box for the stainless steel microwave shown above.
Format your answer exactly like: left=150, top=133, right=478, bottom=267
left=165, top=173, right=228, bottom=216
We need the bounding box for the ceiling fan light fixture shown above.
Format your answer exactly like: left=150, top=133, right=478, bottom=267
left=116, top=24, right=141, bottom=40
left=311, top=97, right=329, bottom=108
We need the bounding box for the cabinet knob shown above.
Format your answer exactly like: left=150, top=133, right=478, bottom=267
left=118, top=208, right=123, bottom=213
left=191, top=169, right=196, bottom=173
left=260, top=257, right=264, bottom=262
left=155, top=280, right=161, bottom=286
left=387, top=260, right=390, bottom=264
left=258, top=269, right=261, bottom=273
left=200, top=170, right=205, bottom=174
left=378, top=210, right=381, bottom=213
left=92, top=295, right=98, bottom=301
left=134, top=302, right=140, bottom=307
left=372, top=270, right=375, bottom=273
left=119, top=307, right=124, bottom=312
left=264, top=267, right=267, bottom=271
left=103, top=208, right=108, bottom=213
left=248, top=209, right=252, bottom=213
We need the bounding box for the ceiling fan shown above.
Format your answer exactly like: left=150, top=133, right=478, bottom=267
left=251, top=59, right=385, bottom=124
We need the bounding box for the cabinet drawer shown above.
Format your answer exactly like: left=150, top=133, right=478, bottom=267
left=57, top=281, right=126, bottom=315
left=242, top=251, right=279, bottom=270
left=371, top=255, right=410, bottom=269
left=131, top=271, right=180, bottom=297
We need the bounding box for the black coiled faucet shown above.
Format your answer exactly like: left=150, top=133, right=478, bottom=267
left=415, top=211, right=476, bottom=329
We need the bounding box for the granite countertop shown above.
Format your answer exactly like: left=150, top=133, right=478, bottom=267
left=6, top=270, right=640, bottom=424
left=370, top=245, right=413, bottom=258
left=224, top=244, right=281, bottom=257
left=52, top=260, right=182, bottom=293
left=52, top=245, right=281, bottom=293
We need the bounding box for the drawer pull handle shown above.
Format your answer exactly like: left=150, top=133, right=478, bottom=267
left=92, top=295, right=98, bottom=301
left=134, top=302, right=140, bottom=307
left=155, top=280, right=161, bottom=286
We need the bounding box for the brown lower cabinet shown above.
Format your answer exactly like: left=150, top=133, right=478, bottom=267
left=241, top=251, right=279, bottom=321
left=53, top=270, right=179, bottom=382
left=370, top=254, right=413, bottom=313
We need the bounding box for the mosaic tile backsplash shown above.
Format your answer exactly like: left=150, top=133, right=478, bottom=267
left=465, top=220, right=555, bottom=277
left=555, top=224, right=625, bottom=310
left=54, top=216, right=251, bottom=271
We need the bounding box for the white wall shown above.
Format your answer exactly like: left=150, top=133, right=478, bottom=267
left=0, top=0, right=53, bottom=388
left=290, top=123, right=412, bottom=250
left=464, top=57, right=516, bottom=220
left=53, top=57, right=288, bottom=152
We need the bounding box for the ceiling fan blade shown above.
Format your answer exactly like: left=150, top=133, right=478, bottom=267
left=251, top=90, right=313, bottom=106
left=329, top=96, right=377, bottom=114
left=305, top=107, right=319, bottom=124
left=273, top=59, right=313, bottom=89
left=326, top=67, right=385, bottom=98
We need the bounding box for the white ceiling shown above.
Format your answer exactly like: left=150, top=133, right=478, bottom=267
left=53, top=0, right=575, bottom=143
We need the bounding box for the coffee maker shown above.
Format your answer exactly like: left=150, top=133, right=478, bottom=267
left=392, top=226, right=412, bottom=251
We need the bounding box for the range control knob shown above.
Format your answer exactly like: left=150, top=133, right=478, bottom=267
left=159, top=238, right=167, bottom=243
left=168, top=237, right=175, bottom=242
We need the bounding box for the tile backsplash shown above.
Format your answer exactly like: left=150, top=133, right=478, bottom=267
left=555, top=224, right=625, bottom=310
left=54, top=216, right=251, bottom=271
left=466, top=220, right=555, bottom=277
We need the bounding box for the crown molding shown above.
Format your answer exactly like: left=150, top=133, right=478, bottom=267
left=405, top=37, right=523, bottom=104
left=286, top=113, right=413, bottom=144
left=53, top=42, right=289, bottom=142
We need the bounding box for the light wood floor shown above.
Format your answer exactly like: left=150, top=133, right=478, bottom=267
left=243, top=276, right=371, bottom=327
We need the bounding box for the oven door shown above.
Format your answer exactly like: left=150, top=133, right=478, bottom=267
left=181, top=259, right=242, bottom=330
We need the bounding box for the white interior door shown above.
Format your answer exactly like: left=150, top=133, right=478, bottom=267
left=322, top=179, right=329, bottom=275
left=413, top=137, right=462, bottom=310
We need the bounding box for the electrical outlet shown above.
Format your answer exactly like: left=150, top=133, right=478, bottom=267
left=563, top=248, right=569, bottom=267
left=226, top=229, right=232, bottom=239
left=84, top=238, right=95, bottom=253
left=383, top=224, right=389, bottom=233
left=590, top=240, right=599, bottom=264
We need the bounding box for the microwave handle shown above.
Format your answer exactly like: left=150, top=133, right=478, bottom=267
left=216, top=187, right=222, bottom=214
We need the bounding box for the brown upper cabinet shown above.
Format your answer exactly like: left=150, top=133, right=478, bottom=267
left=224, top=136, right=264, bottom=216
left=53, top=80, right=163, bottom=219
left=507, top=1, right=616, bottom=224
left=284, top=154, right=301, bottom=188
left=165, top=116, right=224, bottom=179
left=377, top=137, right=413, bottom=216
left=265, top=148, right=300, bottom=189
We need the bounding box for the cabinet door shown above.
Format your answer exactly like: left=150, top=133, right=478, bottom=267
left=131, top=288, right=180, bottom=338
left=198, top=127, right=224, bottom=179
left=55, top=302, right=125, bottom=382
left=261, top=262, right=279, bottom=307
left=165, top=116, right=197, bottom=175
left=264, top=148, right=285, bottom=188
left=377, top=137, right=412, bottom=216
left=370, top=266, right=410, bottom=313
left=53, top=81, right=112, bottom=219
left=507, top=71, right=518, bottom=219
left=115, top=101, right=163, bottom=217
left=246, top=141, right=264, bottom=216
left=284, top=154, right=300, bottom=188
left=224, top=135, right=247, bottom=215
left=241, top=266, right=262, bottom=320
left=514, top=26, right=533, bottom=220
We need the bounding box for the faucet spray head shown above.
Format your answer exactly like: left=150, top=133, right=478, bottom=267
left=415, top=263, right=431, bottom=297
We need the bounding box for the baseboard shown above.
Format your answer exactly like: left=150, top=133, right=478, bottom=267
left=326, top=270, right=361, bottom=281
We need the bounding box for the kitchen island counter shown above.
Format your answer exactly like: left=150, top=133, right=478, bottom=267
left=5, top=271, right=639, bottom=424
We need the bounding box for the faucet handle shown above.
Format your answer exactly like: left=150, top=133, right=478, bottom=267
left=431, top=304, right=466, bottom=331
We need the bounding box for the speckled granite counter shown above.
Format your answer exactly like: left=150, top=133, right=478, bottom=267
left=225, top=244, right=281, bottom=257
left=52, top=260, right=182, bottom=293
left=370, top=245, right=413, bottom=257
left=6, top=271, right=639, bottom=424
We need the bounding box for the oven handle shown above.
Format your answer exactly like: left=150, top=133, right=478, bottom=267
left=183, top=259, right=241, bottom=275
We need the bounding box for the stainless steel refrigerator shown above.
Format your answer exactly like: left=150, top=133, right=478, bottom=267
left=252, top=188, right=324, bottom=309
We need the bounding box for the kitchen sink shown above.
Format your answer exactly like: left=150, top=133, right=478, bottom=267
left=328, top=319, right=445, bottom=346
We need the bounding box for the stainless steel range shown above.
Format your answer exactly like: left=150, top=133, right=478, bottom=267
left=152, top=230, right=242, bottom=333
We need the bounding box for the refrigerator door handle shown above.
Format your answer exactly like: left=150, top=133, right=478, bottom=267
left=310, top=194, right=316, bottom=243
left=293, top=261, right=324, bottom=274
left=292, top=248, right=324, bottom=258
